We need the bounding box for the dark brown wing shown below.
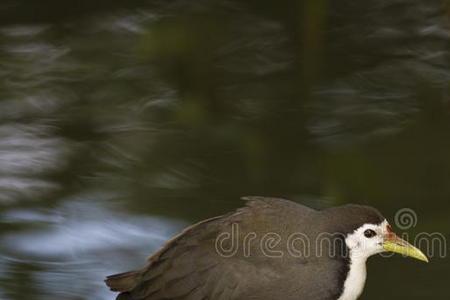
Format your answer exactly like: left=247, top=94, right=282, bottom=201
left=106, top=203, right=261, bottom=299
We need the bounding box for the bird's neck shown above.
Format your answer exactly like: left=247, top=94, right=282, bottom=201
left=337, top=252, right=367, bottom=300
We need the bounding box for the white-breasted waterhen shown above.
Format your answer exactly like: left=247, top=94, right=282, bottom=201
left=105, top=197, right=428, bottom=300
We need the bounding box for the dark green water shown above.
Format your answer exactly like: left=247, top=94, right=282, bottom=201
left=0, top=0, right=449, bottom=299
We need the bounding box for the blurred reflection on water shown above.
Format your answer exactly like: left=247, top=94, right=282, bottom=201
left=0, top=193, right=186, bottom=300
left=0, top=124, right=68, bottom=204
left=0, top=0, right=449, bottom=299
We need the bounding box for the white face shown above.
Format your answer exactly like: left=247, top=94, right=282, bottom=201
left=345, top=219, right=389, bottom=260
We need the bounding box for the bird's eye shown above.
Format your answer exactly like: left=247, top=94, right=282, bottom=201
left=364, top=229, right=377, bottom=238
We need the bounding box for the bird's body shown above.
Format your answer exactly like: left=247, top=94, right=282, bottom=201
left=106, top=197, right=427, bottom=300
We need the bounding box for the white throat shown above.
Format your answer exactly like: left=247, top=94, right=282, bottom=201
left=337, top=220, right=388, bottom=300
left=337, top=251, right=367, bottom=300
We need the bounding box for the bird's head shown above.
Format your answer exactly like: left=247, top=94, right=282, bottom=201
left=326, top=205, right=428, bottom=262
left=345, top=219, right=428, bottom=262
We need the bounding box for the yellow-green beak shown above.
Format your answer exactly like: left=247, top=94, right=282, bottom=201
left=383, top=233, right=429, bottom=262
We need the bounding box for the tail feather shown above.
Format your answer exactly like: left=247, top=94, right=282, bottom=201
left=116, top=292, right=132, bottom=300
left=105, top=270, right=142, bottom=292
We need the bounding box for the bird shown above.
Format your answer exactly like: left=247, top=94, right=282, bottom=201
left=105, top=196, right=428, bottom=300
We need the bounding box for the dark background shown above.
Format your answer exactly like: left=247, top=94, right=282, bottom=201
left=0, top=0, right=448, bottom=299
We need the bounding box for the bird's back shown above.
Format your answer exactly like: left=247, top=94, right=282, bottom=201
left=106, top=197, right=347, bottom=300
